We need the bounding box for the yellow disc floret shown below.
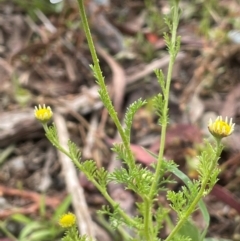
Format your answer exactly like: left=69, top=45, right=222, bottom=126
left=34, top=104, right=53, bottom=123
left=208, top=116, right=235, bottom=139
left=59, top=212, right=76, bottom=228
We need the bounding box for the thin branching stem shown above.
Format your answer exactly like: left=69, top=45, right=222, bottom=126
left=76, top=0, right=135, bottom=170
left=144, top=2, right=180, bottom=239
left=165, top=140, right=222, bottom=241
left=150, top=0, right=180, bottom=200
left=43, top=124, right=138, bottom=230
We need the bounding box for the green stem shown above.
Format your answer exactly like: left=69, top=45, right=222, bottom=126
left=91, top=179, right=138, bottom=228
left=43, top=124, right=137, bottom=230
left=165, top=141, right=222, bottom=241
left=76, top=0, right=135, bottom=170
left=144, top=2, right=180, bottom=239
left=150, top=0, right=180, bottom=200
left=143, top=197, right=152, bottom=240
left=43, top=124, right=72, bottom=160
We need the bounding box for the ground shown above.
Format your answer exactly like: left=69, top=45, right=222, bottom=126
left=0, top=0, right=240, bottom=240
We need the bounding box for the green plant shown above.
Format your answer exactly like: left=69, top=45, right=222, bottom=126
left=144, top=0, right=165, bottom=34
left=12, top=75, right=31, bottom=107
left=0, top=195, right=72, bottom=241
left=135, top=32, right=157, bottom=62
left=13, top=0, right=63, bottom=18
left=198, top=0, right=227, bottom=40
left=34, top=0, right=235, bottom=241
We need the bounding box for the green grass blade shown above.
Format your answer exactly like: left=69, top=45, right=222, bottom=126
left=52, top=195, right=72, bottom=222
left=19, top=222, right=45, bottom=240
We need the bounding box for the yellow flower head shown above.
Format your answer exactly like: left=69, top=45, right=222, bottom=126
left=59, top=212, right=76, bottom=228
left=34, top=104, right=53, bottom=123
left=208, top=116, right=235, bottom=139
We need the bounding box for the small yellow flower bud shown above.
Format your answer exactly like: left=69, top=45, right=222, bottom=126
left=59, top=212, right=76, bottom=228
left=208, top=116, right=235, bottom=139
left=34, top=104, right=53, bottom=123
